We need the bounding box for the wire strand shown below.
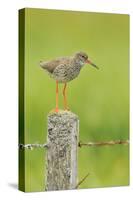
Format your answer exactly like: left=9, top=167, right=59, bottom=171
left=18, top=140, right=129, bottom=150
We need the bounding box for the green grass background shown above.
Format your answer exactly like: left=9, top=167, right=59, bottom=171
left=23, top=8, right=129, bottom=191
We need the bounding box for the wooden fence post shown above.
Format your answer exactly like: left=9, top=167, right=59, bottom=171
left=45, top=110, right=79, bottom=191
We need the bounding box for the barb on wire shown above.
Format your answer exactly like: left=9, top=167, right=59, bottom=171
left=19, top=143, right=48, bottom=150
left=78, top=140, right=129, bottom=148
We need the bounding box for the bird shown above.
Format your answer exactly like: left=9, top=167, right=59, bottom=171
left=40, top=51, right=99, bottom=112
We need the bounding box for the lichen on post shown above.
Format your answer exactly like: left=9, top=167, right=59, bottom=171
left=45, top=110, right=79, bottom=191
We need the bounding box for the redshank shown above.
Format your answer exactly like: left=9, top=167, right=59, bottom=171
left=40, top=51, right=99, bottom=112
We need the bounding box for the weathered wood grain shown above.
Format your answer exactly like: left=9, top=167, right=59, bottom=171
left=45, top=110, right=79, bottom=191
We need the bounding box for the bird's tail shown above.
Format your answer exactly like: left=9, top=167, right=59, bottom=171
left=39, top=60, right=47, bottom=69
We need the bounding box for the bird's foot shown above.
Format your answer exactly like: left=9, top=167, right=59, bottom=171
left=55, top=107, right=59, bottom=113
left=49, top=107, right=70, bottom=113
left=49, top=107, right=59, bottom=113
left=64, top=107, right=70, bottom=111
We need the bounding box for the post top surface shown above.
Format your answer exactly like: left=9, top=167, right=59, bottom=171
left=48, top=110, right=79, bottom=119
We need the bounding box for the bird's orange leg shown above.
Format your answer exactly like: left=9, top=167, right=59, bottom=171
left=55, top=80, right=59, bottom=112
left=63, top=83, right=69, bottom=110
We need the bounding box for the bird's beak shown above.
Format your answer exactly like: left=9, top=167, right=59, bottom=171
left=86, top=60, right=99, bottom=70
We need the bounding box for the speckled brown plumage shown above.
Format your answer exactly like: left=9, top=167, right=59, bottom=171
left=40, top=52, right=99, bottom=83
left=40, top=52, right=98, bottom=112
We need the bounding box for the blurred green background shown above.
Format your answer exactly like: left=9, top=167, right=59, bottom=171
left=23, top=8, right=129, bottom=191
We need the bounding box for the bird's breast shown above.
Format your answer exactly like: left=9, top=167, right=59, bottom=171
left=52, top=63, right=82, bottom=83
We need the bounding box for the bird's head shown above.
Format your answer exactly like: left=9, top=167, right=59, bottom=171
left=74, top=51, right=99, bottom=69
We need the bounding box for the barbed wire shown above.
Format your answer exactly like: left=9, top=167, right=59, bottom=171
left=19, top=140, right=129, bottom=150
left=78, top=140, right=129, bottom=147
left=19, top=143, right=48, bottom=150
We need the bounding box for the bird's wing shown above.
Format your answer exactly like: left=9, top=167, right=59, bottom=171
left=40, top=57, right=70, bottom=73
